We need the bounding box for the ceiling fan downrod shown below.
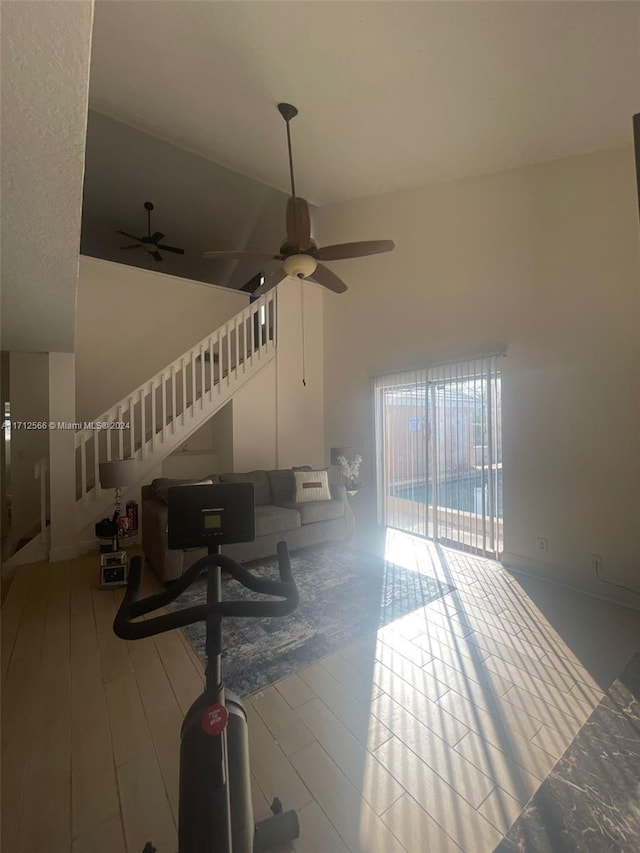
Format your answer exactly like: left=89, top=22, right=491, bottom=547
left=277, top=102, right=298, bottom=199
left=144, top=201, right=153, bottom=237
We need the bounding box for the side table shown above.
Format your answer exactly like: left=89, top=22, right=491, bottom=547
left=97, top=532, right=140, bottom=589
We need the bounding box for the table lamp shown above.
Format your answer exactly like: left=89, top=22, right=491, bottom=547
left=99, top=459, right=138, bottom=544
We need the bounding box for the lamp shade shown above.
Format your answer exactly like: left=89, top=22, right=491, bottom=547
left=99, top=459, right=138, bottom=489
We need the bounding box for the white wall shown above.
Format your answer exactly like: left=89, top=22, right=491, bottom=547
left=81, top=110, right=292, bottom=291
left=161, top=452, right=219, bottom=480
left=48, top=353, right=78, bottom=561
left=276, top=278, right=325, bottom=469
left=75, top=256, right=248, bottom=420
left=233, top=358, right=277, bottom=471
left=179, top=419, right=215, bottom=452
left=314, top=146, right=640, bottom=595
left=8, top=352, right=49, bottom=540
left=212, top=401, right=234, bottom=475
left=204, top=279, right=325, bottom=474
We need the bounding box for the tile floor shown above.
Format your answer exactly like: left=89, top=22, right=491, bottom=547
left=2, top=530, right=639, bottom=852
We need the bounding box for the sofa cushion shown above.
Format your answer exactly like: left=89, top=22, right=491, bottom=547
left=280, top=499, right=345, bottom=525
left=150, top=474, right=219, bottom=504
left=219, top=470, right=271, bottom=506
left=255, top=505, right=301, bottom=537
left=266, top=467, right=313, bottom=505
left=267, top=469, right=294, bottom=505
left=293, top=469, right=332, bottom=503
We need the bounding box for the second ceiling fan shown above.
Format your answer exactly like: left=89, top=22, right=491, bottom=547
left=203, top=103, right=394, bottom=296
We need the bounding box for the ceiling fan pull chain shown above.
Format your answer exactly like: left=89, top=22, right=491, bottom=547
left=301, top=279, right=306, bottom=386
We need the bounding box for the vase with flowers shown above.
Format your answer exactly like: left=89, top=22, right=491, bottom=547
left=337, top=454, right=363, bottom=497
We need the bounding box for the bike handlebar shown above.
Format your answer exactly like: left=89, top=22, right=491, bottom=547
left=113, top=541, right=298, bottom=641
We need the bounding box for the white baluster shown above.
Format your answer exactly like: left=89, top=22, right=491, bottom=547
left=161, top=373, right=166, bottom=442
left=171, top=365, right=177, bottom=433
left=181, top=358, right=187, bottom=426
left=151, top=383, right=157, bottom=452
left=93, top=431, right=100, bottom=499
left=139, top=388, right=146, bottom=459
left=200, top=345, right=205, bottom=409
left=191, top=350, right=196, bottom=415
left=105, top=415, right=112, bottom=461
left=80, top=438, right=87, bottom=506
left=241, top=314, right=247, bottom=374
left=269, top=293, right=276, bottom=351
left=209, top=337, right=215, bottom=394
left=216, top=333, right=222, bottom=393
left=249, top=310, right=254, bottom=369
left=129, top=395, right=135, bottom=458
left=118, top=405, right=124, bottom=458
left=234, top=318, right=239, bottom=379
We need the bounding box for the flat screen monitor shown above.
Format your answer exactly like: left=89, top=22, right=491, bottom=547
left=167, top=482, right=255, bottom=550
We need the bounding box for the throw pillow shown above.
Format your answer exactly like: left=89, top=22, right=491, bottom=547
left=293, top=469, right=331, bottom=503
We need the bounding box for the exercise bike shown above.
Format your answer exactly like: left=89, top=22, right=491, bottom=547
left=113, top=482, right=301, bottom=852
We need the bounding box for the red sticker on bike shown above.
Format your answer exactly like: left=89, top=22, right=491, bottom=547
left=201, top=703, right=229, bottom=736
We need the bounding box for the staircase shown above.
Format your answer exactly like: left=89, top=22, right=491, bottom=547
left=74, top=290, right=277, bottom=532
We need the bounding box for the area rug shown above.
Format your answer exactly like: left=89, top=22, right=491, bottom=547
left=494, top=651, right=640, bottom=852
left=177, top=543, right=455, bottom=698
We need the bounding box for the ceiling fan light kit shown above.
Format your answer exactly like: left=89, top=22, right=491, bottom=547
left=202, top=102, right=395, bottom=297
left=283, top=253, right=317, bottom=279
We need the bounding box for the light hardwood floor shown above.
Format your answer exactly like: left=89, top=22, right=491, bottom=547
left=2, top=531, right=639, bottom=852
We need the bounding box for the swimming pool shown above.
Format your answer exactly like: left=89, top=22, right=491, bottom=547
left=391, top=469, right=503, bottom=518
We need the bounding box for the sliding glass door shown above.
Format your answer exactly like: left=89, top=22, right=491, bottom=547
left=374, top=355, right=503, bottom=557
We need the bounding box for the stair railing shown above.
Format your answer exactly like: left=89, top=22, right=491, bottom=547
left=74, top=290, right=277, bottom=506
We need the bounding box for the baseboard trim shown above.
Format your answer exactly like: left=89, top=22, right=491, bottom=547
left=77, top=538, right=101, bottom=554
left=501, top=552, right=640, bottom=612
left=49, top=545, right=80, bottom=562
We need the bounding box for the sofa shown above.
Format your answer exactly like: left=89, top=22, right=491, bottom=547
left=142, top=467, right=355, bottom=582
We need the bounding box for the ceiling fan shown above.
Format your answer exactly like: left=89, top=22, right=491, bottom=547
left=116, top=201, right=185, bottom=262
left=203, top=103, right=394, bottom=297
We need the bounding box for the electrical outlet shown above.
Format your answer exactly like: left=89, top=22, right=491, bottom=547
left=537, top=537, right=548, bottom=554
left=592, top=554, right=603, bottom=574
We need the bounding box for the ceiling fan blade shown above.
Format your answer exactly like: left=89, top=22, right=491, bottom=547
left=251, top=268, right=287, bottom=299
left=116, top=230, right=142, bottom=242
left=308, top=263, right=347, bottom=293
left=316, top=240, right=395, bottom=261
left=120, top=244, right=142, bottom=250
left=150, top=231, right=165, bottom=243
left=286, top=197, right=311, bottom=249
left=203, top=249, right=282, bottom=260
left=152, top=251, right=163, bottom=262
left=157, top=244, right=185, bottom=255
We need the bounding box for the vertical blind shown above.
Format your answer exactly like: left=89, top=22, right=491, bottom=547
left=374, top=354, right=503, bottom=557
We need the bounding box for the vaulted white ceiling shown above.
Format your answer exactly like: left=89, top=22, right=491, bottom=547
left=89, top=0, right=640, bottom=205
left=3, top=1, right=638, bottom=353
